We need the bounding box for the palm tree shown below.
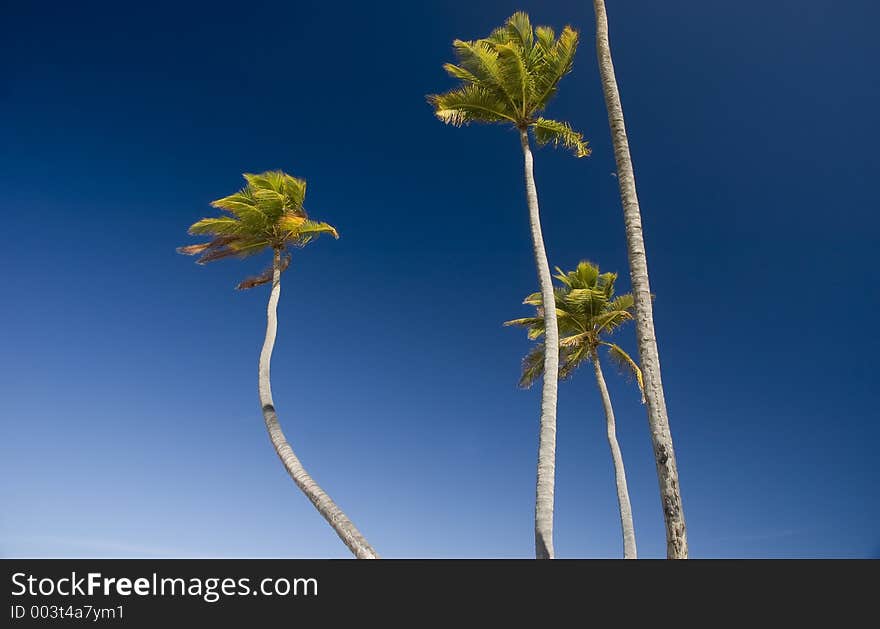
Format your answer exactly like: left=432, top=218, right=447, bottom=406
left=178, top=170, right=378, bottom=559
left=591, top=1, right=688, bottom=558
left=506, top=261, right=643, bottom=558
left=429, top=11, right=589, bottom=560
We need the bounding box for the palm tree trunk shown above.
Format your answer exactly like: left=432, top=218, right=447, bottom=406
left=591, top=353, right=637, bottom=559
left=592, top=0, right=688, bottom=558
left=519, top=128, right=561, bottom=559
left=259, top=248, right=379, bottom=559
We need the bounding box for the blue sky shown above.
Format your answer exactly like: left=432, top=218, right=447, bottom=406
left=1, top=0, right=877, bottom=558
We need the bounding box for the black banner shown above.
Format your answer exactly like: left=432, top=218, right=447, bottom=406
left=3, top=559, right=875, bottom=624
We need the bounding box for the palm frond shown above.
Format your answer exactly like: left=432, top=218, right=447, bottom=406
left=607, top=293, right=635, bottom=314
left=233, top=171, right=307, bottom=221
left=554, top=261, right=600, bottom=289
left=447, top=40, right=514, bottom=108
left=191, top=237, right=267, bottom=264
left=176, top=235, right=237, bottom=258
left=522, top=290, right=543, bottom=306
left=451, top=40, right=502, bottom=84
left=518, top=342, right=545, bottom=388
left=504, top=11, right=534, bottom=50
left=187, top=216, right=244, bottom=236
left=558, top=343, right=590, bottom=381
left=281, top=176, right=307, bottom=212
left=533, top=117, right=590, bottom=157
left=428, top=85, right=517, bottom=126
left=603, top=342, right=645, bottom=402
left=496, top=42, right=533, bottom=117
left=559, top=332, right=589, bottom=349
left=593, top=309, right=634, bottom=334
left=284, top=219, right=339, bottom=247
left=209, top=190, right=258, bottom=218
left=503, top=316, right=544, bottom=329
left=531, top=25, right=579, bottom=112
left=534, top=25, right=556, bottom=53
left=564, top=287, right=607, bottom=319
left=443, top=62, right=491, bottom=91
left=236, top=253, right=291, bottom=291
left=252, top=187, right=285, bottom=220
left=228, top=238, right=271, bottom=257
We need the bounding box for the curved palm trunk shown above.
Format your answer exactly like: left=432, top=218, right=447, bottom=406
left=591, top=354, right=637, bottom=559
left=259, top=248, right=378, bottom=559
left=520, top=128, right=561, bottom=559
left=592, top=0, right=688, bottom=558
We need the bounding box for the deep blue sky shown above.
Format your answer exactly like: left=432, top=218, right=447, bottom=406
left=2, top=0, right=877, bottom=558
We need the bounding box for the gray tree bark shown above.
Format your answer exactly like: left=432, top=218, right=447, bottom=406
left=593, top=0, right=688, bottom=558
left=259, top=248, right=379, bottom=559
left=520, top=128, right=561, bottom=559
left=592, top=354, right=637, bottom=559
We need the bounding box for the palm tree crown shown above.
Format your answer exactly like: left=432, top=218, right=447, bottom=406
left=506, top=261, right=644, bottom=394
left=427, top=11, right=590, bottom=157
left=178, top=170, right=338, bottom=289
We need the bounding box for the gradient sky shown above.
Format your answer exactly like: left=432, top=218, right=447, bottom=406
left=2, top=0, right=878, bottom=558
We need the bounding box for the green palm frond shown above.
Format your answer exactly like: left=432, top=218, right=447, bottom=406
left=448, top=39, right=510, bottom=103
left=210, top=190, right=258, bottom=217
left=533, top=118, right=590, bottom=157
left=187, top=216, right=245, bottom=236
left=565, top=287, right=607, bottom=318
left=486, top=13, right=538, bottom=67
left=603, top=342, right=645, bottom=402
left=522, top=290, right=543, bottom=306
left=555, top=261, right=599, bottom=289
left=534, top=26, right=556, bottom=52
left=505, top=11, right=534, bottom=50
left=504, top=316, right=544, bottom=330
left=228, top=237, right=271, bottom=258
left=593, top=309, right=634, bottom=334
left=496, top=42, right=533, bottom=117
left=443, top=62, right=496, bottom=95
left=531, top=25, right=579, bottom=111
left=427, top=85, right=516, bottom=126
left=284, top=218, right=340, bottom=248
left=607, top=293, right=635, bottom=313
left=597, top=271, right=618, bottom=298
left=450, top=39, right=502, bottom=81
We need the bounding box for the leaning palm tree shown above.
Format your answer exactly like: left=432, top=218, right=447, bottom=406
left=591, top=1, right=688, bottom=557
left=429, top=11, right=589, bottom=560
left=506, top=261, right=643, bottom=559
left=179, top=170, right=378, bottom=559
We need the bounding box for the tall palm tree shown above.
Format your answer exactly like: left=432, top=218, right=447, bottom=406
left=506, top=261, right=643, bottom=559
left=429, top=11, right=589, bottom=560
left=179, top=170, right=378, bottom=559
left=591, top=1, right=688, bottom=558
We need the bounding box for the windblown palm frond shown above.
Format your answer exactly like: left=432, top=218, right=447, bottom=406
left=178, top=170, right=338, bottom=289
left=505, top=261, right=643, bottom=398
left=428, top=11, right=590, bottom=157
